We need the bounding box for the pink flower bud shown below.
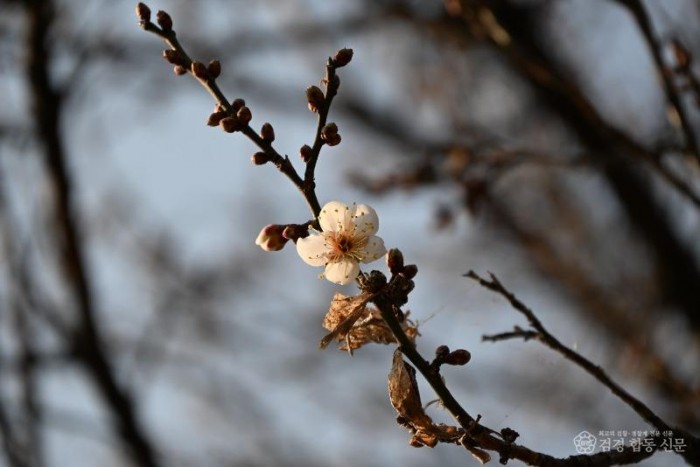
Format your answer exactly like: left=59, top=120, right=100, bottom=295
left=255, top=225, right=288, bottom=252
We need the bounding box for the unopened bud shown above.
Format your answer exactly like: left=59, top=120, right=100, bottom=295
left=333, top=48, right=353, bottom=68
left=321, top=123, right=340, bottom=146
left=255, top=224, right=288, bottom=251
left=173, top=65, right=186, bottom=76
left=306, top=85, right=325, bottom=113
left=299, top=144, right=312, bottom=162
left=251, top=152, right=270, bottom=165
left=444, top=349, right=471, bottom=366
left=435, top=345, right=450, bottom=359
left=207, top=60, right=221, bottom=78
left=324, top=134, right=341, bottom=146
left=135, top=3, right=151, bottom=22
left=232, top=98, right=246, bottom=113
left=162, top=49, right=181, bottom=65
left=236, top=106, right=252, bottom=125
left=402, top=264, right=418, bottom=280
left=191, top=61, right=208, bottom=79
left=220, top=117, right=241, bottom=133
left=260, top=123, right=275, bottom=142
left=207, top=111, right=227, bottom=127
left=386, top=248, right=405, bottom=274
left=156, top=10, right=173, bottom=31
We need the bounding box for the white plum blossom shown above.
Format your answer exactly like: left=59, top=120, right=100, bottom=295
left=296, top=201, right=387, bottom=285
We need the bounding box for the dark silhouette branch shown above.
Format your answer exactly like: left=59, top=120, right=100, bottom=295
left=465, top=270, right=700, bottom=465
left=24, top=1, right=159, bottom=466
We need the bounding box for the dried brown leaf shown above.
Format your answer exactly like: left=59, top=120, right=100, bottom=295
left=388, top=349, right=432, bottom=429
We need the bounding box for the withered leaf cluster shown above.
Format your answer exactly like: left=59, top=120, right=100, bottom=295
left=320, top=293, right=418, bottom=353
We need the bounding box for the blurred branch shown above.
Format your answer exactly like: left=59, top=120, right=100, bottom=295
left=23, top=1, right=159, bottom=466
left=613, top=0, right=700, bottom=163
left=442, top=0, right=700, bottom=332
left=465, top=270, right=700, bottom=464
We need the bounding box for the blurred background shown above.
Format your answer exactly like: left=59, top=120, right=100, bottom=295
left=0, top=0, right=699, bottom=465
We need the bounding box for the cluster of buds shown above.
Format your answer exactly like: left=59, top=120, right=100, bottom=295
left=431, top=345, right=471, bottom=369
left=210, top=99, right=252, bottom=133
left=190, top=60, right=222, bottom=80
left=161, top=49, right=187, bottom=76
left=135, top=3, right=172, bottom=32
left=386, top=248, right=417, bottom=280
left=321, top=122, right=341, bottom=146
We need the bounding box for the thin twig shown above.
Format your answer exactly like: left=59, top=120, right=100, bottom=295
left=613, top=0, right=700, bottom=163
left=139, top=19, right=324, bottom=217
left=465, top=270, right=700, bottom=464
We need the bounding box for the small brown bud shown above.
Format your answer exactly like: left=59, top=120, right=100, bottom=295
left=232, top=98, right=246, bottom=113
left=325, top=134, right=341, bottom=146
left=260, top=123, right=275, bottom=142
left=386, top=248, right=405, bottom=274
left=156, top=10, right=173, bottom=31
left=220, top=117, right=242, bottom=133
left=207, top=60, right=221, bottom=79
left=162, top=49, right=181, bottom=65
left=402, top=264, right=418, bottom=280
left=173, top=65, right=186, bottom=76
left=435, top=345, right=450, bottom=359
left=444, top=349, right=471, bottom=366
left=207, top=111, right=227, bottom=127
left=321, top=123, right=340, bottom=146
left=135, top=3, right=151, bottom=22
left=251, top=152, right=270, bottom=165
left=305, top=85, right=325, bottom=113
left=333, top=48, right=353, bottom=67
left=236, top=106, right=252, bottom=125
left=299, top=144, right=312, bottom=162
left=191, top=61, right=208, bottom=79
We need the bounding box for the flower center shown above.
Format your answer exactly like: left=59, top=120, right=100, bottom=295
left=326, top=231, right=367, bottom=263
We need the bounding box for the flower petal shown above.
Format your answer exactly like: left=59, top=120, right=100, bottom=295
left=324, top=259, right=360, bottom=285
left=360, top=235, right=387, bottom=263
left=352, top=204, right=379, bottom=236
left=296, top=234, right=328, bottom=266
left=319, top=201, right=352, bottom=233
